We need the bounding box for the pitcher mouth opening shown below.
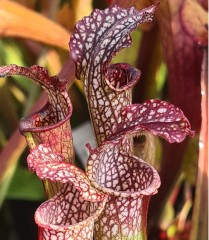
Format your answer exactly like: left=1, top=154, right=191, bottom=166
left=19, top=101, right=72, bottom=133
left=35, top=184, right=107, bottom=231
left=86, top=144, right=161, bottom=198
left=104, top=63, right=141, bottom=92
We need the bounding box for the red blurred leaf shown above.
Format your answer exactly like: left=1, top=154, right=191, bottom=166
left=111, top=0, right=136, bottom=8
left=190, top=49, right=208, bottom=240
left=148, top=1, right=203, bottom=237
left=156, top=0, right=202, bottom=132
left=180, top=0, right=208, bottom=47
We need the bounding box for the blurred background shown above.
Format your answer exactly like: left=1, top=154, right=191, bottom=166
left=0, top=0, right=207, bottom=239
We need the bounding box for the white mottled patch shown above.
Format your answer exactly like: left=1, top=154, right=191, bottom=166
left=86, top=43, right=92, bottom=50
left=122, top=227, right=129, bottom=235
left=140, top=107, right=147, bottom=113
left=127, top=113, right=133, bottom=120
left=149, top=109, right=155, bottom=115
left=93, top=78, right=98, bottom=86
left=106, top=15, right=111, bottom=21
left=74, top=33, right=80, bottom=39
left=98, top=99, right=104, bottom=105
left=97, top=14, right=102, bottom=22
left=81, top=32, right=86, bottom=39
left=157, top=108, right=167, bottom=113
left=91, top=23, right=96, bottom=30
left=105, top=110, right=111, bottom=118
left=94, top=56, right=100, bottom=64
left=104, top=22, right=111, bottom=28
left=80, top=25, right=85, bottom=31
